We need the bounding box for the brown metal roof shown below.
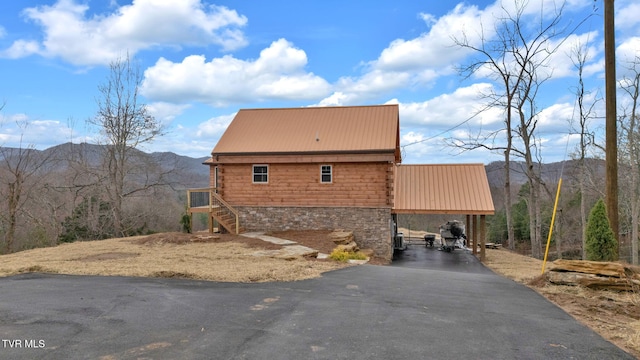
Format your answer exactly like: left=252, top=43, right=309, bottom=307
left=212, top=105, right=400, bottom=159
left=393, top=164, right=495, bottom=215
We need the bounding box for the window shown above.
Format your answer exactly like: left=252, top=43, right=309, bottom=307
left=253, top=165, right=268, bottom=183
left=214, top=166, right=219, bottom=193
left=321, top=165, right=332, bottom=183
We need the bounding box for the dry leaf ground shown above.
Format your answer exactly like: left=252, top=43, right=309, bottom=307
left=0, top=231, right=638, bottom=357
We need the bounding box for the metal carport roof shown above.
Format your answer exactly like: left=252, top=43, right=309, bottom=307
left=393, top=164, right=495, bottom=215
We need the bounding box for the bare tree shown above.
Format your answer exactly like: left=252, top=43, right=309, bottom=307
left=568, top=42, right=601, bottom=259
left=0, top=121, right=55, bottom=252
left=618, top=56, right=640, bottom=264
left=88, top=55, right=165, bottom=237
left=453, top=0, right=571, bottom=257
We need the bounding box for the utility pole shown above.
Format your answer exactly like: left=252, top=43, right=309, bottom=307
left=604, top=0, right=619, bottom=240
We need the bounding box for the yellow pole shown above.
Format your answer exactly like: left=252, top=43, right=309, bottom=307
left=542, top=178, right=562, bottom=274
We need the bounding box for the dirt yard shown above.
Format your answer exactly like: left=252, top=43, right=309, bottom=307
left=0, top=231, right=351, bottom=283
left=0, top=231, right=638, bottom=357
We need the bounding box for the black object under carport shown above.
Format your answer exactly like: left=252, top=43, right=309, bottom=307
left=424, top=234, right=435, bottom=247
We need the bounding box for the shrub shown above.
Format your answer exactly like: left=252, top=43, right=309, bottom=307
left=585, top=199, right=618, bottom=261
left=329, top=249, right=368, bottom=262
left=180, top=213, right=192, bottom=233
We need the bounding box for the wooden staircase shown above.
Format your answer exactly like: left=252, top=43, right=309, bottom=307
left=210, top=192, right=243, bottom=234
left=187, top=188, right=244, bottom=234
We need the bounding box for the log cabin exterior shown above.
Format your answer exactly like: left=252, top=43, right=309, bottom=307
left=199, top=104, right=400, bottom=258
left=189, top=104, right=495, bottom=260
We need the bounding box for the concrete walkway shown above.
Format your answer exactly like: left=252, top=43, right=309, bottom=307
left=242, top=231, right=321, bottom=259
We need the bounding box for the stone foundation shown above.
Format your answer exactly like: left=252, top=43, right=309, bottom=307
left=237, top=206, right=393, bottom=260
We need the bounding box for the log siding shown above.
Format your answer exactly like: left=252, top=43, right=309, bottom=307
left=216, top=162, right=391, bottom=207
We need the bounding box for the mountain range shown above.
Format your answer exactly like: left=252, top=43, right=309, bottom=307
left=2, top=142, right=605, bottom=194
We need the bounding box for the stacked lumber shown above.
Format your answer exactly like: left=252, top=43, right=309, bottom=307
left=545, top=259, right=640, bottom=291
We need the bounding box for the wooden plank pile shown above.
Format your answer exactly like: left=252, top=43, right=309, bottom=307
left=545, top=259, right=640, bottom=291
left=484, top=243, right=502, bottom=249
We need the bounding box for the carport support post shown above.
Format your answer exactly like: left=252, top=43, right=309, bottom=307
left=480, top=215, right=486, bottom=261
left=472, top=215, right=478, bottom=256
left=467, top=215, right=475, bottom=255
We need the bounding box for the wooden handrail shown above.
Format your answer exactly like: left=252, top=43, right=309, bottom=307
left=211, top=191, right=240, bottom=234
left=186, top=188, right=240, bottom=234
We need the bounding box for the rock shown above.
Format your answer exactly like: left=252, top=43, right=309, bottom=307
left=335, top=241, right=359, bottom=253
left=348, top=259, right=369, bottom=265
left=358, top=248, right=375, bottom=258
left=190, top=235, right=221, bottom=243
left=251, top=245, right=318, bottom=260
left=329, top=231, right=354, bottom=245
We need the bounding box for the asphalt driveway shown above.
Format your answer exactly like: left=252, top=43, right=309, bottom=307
left=0, top=245, right=634, bottom=359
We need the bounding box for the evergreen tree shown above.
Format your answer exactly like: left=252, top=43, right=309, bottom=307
left=585, top=199, right=618, bottom=261
left=59, top=197, right=114, bottom=243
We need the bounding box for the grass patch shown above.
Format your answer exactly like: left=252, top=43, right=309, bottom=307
left=329, top=249, right=368, bottom=262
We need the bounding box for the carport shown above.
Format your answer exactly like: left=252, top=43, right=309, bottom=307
left=392, top=164, right=495, bottom=261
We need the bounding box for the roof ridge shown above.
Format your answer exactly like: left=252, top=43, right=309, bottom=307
left=398, top=163, right=485, bottom=166
left=238, top=104, right=398, bottom=111
left=213, top=104, right=400, bottom=156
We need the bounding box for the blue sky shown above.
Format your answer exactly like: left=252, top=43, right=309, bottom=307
left=0, top=0, right=639, bottom=164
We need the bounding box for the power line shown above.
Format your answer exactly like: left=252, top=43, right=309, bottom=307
left=400, top=102, right=493, bottom=150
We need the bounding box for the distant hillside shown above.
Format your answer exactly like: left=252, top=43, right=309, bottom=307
left=9, top=142, right=211, bottom=189
left=484, top=158, right=605, bottom=188
left=3, top=142, right=605, bottom=194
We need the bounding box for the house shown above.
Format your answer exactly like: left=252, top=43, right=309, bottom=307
left=188, top=104, right=494, bottom=260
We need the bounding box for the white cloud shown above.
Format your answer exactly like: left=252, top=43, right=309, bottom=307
left=393, top=83, right=511, bottom=163
left=146, top=102, right=191, bottom=125
left=394, top=79, right=597, bottom=164
left=316, top=0, right=594, bottom=108
left=140, top=39, right=332, bottom=106
left=545, top=31, right=602, bottom=79
left=400, top=83, right=502, bottom=128
left=0, top=114, right=76, bottom=148
left=0, top=0, right=248, bottom=66
left=1, top=40, right=41, bottom=59
left=196, top=113, right=235, bottom=138
left=314, top=3, right=497, bottom=107
left=142, top=112, right=237, bottom=157
left=377, top=4, right=485, bottom=72
left=538, top=102, right=576, bottom=131
left=322, top=70, right=412, bottom=105
left=617, top=1, right=640, bottom=34
left=618, top=37, right=640, bottom=64
left=400, top=128, right=499, bottom=164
